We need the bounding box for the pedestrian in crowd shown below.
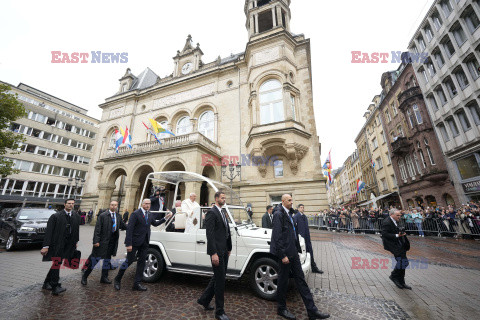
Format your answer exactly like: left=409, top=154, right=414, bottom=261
left=412, top=209, right=424, bottom=237
left=197, top=191, right=232, bottom=320
left=41, top=198, right=80, bottom=295
left=381, top=209, right=412, bottom=290
left=81, top=201, right=127, bottom=286
left=294, top=204, right=323, bottom=274
left=87, top=210, right=93, bottom=223
left=270, top=194, right=330, bottom=320
left=122, top=210, right=129, bottom=224
left=114, top=199, right=172, bottom=291
left=262, top=205, right=274, bottom=229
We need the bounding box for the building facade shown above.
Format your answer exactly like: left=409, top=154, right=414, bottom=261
left=0, top=82, right=99, bottom=209
left=380, top=63, right=459, bottom=208
left=81, top=0, right=328, bottom=223
left=409, top=0, right=480, bottom=202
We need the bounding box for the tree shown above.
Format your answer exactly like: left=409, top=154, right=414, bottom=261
left=0, top=83, right=27, bottom=177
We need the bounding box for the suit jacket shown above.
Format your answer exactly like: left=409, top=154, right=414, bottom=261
left=381, top=217, right=410, bottom=256
left=262, top=212, right=273, bottom=229
left=91, top=210, right=127, bottom=258
left=43, top=210, right=80, bottom=261
left=270, top=206, right=301, bottom=260
left=205, top=206, right=232, bottom=256
left=294, top=213, right=312, bottom=252
left=125, top=208, right=166, bottom=247
left=150, top=195, right=166, bottom=212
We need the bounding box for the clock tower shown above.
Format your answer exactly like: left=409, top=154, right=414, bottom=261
left=173, top=34, right=204, bottom=77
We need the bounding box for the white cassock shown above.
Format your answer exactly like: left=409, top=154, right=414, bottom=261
left=182, top=199, right=200, bottom=233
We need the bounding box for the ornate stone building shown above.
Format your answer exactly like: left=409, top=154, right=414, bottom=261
left=380, top=62, right=458, bottom=208
left=81, top=0, right=327, bottom=222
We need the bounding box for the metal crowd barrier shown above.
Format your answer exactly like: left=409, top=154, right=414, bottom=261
left=307, top=215, right=480, bottom=237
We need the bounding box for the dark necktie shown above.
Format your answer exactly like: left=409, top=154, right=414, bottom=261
left=144, top=210, right=149, bottom=225
left=221, top=208, right=229, bottom=238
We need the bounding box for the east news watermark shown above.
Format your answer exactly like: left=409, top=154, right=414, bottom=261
left=351, top=257, right=429, bottom=269
left=51, top=51, right=128, bottom=63
left=351, top=51, right=428, bottom=64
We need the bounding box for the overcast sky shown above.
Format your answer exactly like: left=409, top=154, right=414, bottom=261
left=0, top=0, right=434, bottom=169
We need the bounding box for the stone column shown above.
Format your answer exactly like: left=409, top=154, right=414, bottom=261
left=276, top=6, right=282, bottom=27
left=284, top=87, right=293, bottom=120
left=95, top=183, right=115, bottom=223
left=272, top=7, right=277, bottom=27
left=250, top=93, right=258, bottom=125
left=254, top=14, right=259, bottom=34
left=123, top=182, right=141, bottom=213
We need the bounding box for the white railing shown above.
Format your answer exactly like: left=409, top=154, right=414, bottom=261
left=103, top=132, right=221, bottom=159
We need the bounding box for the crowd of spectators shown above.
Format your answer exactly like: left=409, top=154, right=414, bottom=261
left=310, top=201, right=480, bottom=239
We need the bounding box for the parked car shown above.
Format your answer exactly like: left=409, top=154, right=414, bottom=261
left=0, top=208, right=56, bottom=251
left=135, top=172, right=311, bottom=301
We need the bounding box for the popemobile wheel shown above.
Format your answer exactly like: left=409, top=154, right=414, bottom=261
left=142, top=248, right=165, bottom=283
left=250, top=257, right=279, bottom=300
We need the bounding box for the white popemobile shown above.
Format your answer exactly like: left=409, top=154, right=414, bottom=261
left=136, top=171, right=311, bottom=300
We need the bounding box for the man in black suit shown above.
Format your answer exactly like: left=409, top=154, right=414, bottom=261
left=197, top=191, right=232, bottom=320
left=150, top=189, right=166, bottom=216
left=294, top=204, right=323, bottom=274
left=262, top=205, right=274, bottom=229
left=81, top=200, right=126, bottom=286
left=114, top=198, right=171, bottom=291
left=41, top=198, right=80, bottom=295
left=271, top=194, right=330, bottom=320
left=381, top=209, right=412, bottom=290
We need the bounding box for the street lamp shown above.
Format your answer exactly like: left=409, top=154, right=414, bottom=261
left=221, top=160, right=241, bottom=205
left=68, top=177, right=86, bottom=200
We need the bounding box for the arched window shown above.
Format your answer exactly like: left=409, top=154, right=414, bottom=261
left=274, top=159, right=283, bottom=177
left=259, top=79, right=284, bottom=125
left=399, top=159, right=408, bottom=181
left=109, top=130, right=117, bottom=148
left=413, top=104, right=423, bottom=124
left=198, top=110, right=215, bottom=141
left=176, top=116, right=192, bottom=135
left=405, top=155, right=416, bottom=178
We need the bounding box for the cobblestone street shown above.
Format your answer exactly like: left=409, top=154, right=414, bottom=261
left=0, top=226, right=479, bottom=319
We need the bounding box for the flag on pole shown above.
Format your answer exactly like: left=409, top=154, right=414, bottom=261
left=323, top=149, right=332, bottom=184
left=114, top=129, right=123, bottom=153
left=357, top=179, right=366, bottom=193
left=142, top=121, right=161, bottom=144
left=120, top=126, right=132, bottom=149
left=148, top=118, right=175, bottom=136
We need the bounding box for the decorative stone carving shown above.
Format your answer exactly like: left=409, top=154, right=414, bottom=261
left=254, top=47, right=280, bottom=65
left=153, top=83, right=215, bottom=109
left=109, top=107, right=125, bottom=119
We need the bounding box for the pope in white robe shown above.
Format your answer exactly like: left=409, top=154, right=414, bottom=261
left=182, top=193, right=201, bottom=233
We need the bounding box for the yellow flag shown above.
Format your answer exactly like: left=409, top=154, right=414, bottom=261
left=148, top=118, right=159, bottom=134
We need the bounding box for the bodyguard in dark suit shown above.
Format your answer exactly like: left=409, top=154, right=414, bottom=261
left=294, top=204, right=323, bottom=274
left=381, top=209, right=412, bottom=290
left=41, top=198, right=80, bottom=295
left=270, top=194, right=329, bottom=320
left=114, top=198, right=171, bottom=291
left=81, top=200, right=126, bottom=286
left=197, top=191, right=232, bottom=320
left=261, top=205, right=274, bottom=229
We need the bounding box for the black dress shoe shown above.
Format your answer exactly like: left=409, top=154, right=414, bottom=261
left=308, top=310, right=330, bottom=319
left=197, top=299, right=214, bottom=310
left=81, top=274, right=88, bottom=286
left=401, top=283, right=412, bottom=290
left=215, top=314, right=230, bottom=320
left=42, top=283, right=52, bottom=290
left=312, top=266, right=324, bottom=274
left=100, top=277, right=112, bottom=284
left=389, top=275, right=404, bottom=289
left=132, top=283, right=147, bottom=291
left=52, top=286, right=66, bottom=296
left=278, top=309, right=296, bottom=320
left=114, top=278, right=121, bottom=291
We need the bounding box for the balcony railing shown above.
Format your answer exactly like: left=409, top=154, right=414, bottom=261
left=391, top=137, right=411, bottom=155
left=102, top=132, right=221, bottom=160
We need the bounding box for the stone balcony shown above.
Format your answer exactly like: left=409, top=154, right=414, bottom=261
left=390, top=137, right=411, bottom=155
left=102, top=132, right=221, bottom=160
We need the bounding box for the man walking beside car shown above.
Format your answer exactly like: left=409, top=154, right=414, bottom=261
left=262, top=205, right=274, bottom=229
left=197, top=191, right=232, bottom=320
left=81, top=200, right=126, bottom=286
left=41, top=198, right=80, bottom=296
left=114, top=198, right=171, bottom=291
left=270, top=194, right=330, bottom=320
